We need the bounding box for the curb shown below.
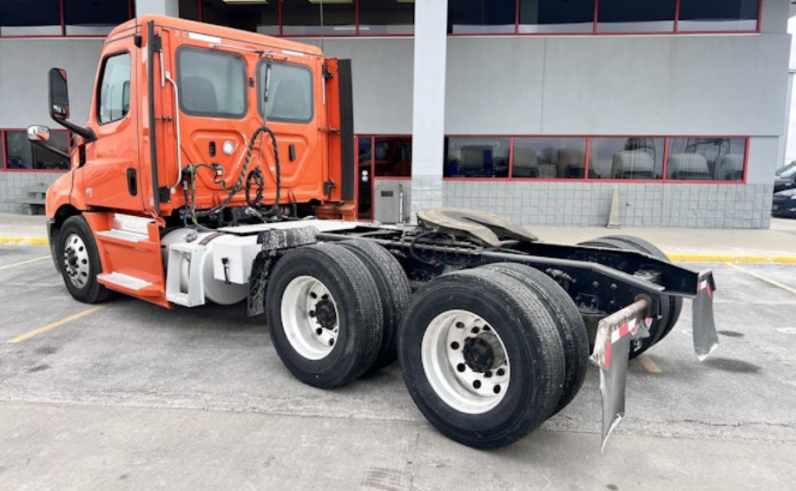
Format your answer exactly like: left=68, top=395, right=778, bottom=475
left=2, top=236, right=796, bottom=264
left=0, top=237, right=49, bottom=246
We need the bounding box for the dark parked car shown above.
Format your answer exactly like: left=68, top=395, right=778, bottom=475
left=774, top=165, right=796, bottom=193
left=772, top=188, right=796, bottom=219
left=776, top=161, right=796, bottom=176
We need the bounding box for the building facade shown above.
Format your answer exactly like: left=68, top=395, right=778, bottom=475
left=0, top=0, right=791, bottom=228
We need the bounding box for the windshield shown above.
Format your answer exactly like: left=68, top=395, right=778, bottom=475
left=259, top=61, right=313, bottom=123
left=780, top=165, right=796, bottom=178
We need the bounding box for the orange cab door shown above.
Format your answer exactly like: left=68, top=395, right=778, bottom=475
left=76, top=35, right=143, bottom=212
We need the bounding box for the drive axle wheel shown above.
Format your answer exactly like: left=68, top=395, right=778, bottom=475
left=57, top=215, right=115, bottom=304
left=266, top=244, right=383, bottom=389
left=422, top=310, right=511, bottom=414
left=399, top=269, right=565, bottom=449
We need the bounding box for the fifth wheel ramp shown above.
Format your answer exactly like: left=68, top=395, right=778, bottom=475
left=416, top=208, right=538, bottom=247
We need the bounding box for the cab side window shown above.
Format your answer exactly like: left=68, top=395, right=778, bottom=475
left=97, top=52, right=131, bottom=125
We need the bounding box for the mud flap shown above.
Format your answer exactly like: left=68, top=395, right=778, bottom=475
left=590, top=299, right=651, bottom=452
left=693, top=271, right=719, bottom=361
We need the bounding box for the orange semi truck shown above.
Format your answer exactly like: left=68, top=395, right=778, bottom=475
left=28, top=15, right=719, bottom=450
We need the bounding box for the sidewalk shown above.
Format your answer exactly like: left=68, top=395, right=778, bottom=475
left=0, top=212, right=794, bottom=263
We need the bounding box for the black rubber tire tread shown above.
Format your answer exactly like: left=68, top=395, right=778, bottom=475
left=266, top=243, right=383, bottom=389
left=481, top=262, right=589, bottom=416
left=340, top=239, right=412, bottom=373
left=600, top=235, right=683, bottom=339
left=576, top=237, right=671, bottom=358
left=57, top=215, right=116, bottom=304
left=398, top=268, right=565, bottom=449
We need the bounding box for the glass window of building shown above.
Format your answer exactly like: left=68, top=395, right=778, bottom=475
left=64, top=0, right=131, bottom=36
left=282, top=0, right=356, bottom=36
left=0, top=0, right=61, bottom=36
left=179, top=0, right=200, bottom=21
left=518, top=0, right=595, bottom=34
left=177, top=48, right=247, bottom=118
left=97, top=52, right=132, bottom=124
left=445, top=137, right=510, bottom=178
left=260, top=62, right=314, bottom=123
left=4, top=131, right=69, bottom=170
left=191, top=0, right=279, bottom=35
left=678, top=0, right=759, bottom=32
left=667, top=138, right=746, bottom=181
left=373, top=137, right=412, bottom=177
left=590, top=137, right=665, bottom=179
left=449, top=0, right=516, bottom=35
left=359, top=0, right=414, bottom=35
left=597, top=0, right=676, bottom=33
left=511, top=137, right=588, bottom=179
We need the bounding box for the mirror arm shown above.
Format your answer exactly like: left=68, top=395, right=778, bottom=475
left=51, top=118, right=96, bottom=144
left=30, top=140, right=70, bottom=160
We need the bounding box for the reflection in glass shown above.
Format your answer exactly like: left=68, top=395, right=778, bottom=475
left=590, top=138, right=664, bottom=179
left=359, top=0, right=414, bottom=35
left=4, top=131, right=69, bottom=170
left=64, top=0, right=130, bottom=36
left=511, top=137, right=588, bottom=179
left=597, top=0, right=676, bottom=33
left=449, top=0, right=516, bottom=34
left=678, top=0, right=759, bottom=32
left=0, top=0, right=61, bottom=36
left=667, top=138, right=746, bottom=181
left=373, top=137, right=412, bottom=177
left=260, top=62, right=314, bottom=123
left=518, top=0, right=595, bottom=34
left=282, top=0, right=356, bottom=36
left=358, top=137, right=373, bottom=219
left=445, top=137, right=510, bottom=178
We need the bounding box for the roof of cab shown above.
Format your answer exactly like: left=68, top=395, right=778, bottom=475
left=110, top=14, right=325, bottom=58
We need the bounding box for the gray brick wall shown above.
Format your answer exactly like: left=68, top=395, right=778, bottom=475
left=0, top=172, right=62, bottom=214
left=410, top=175, right=442, bottom=222
left=442, top=181, right=773, bottom=229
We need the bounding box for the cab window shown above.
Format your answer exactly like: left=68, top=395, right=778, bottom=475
left=177, top=47, right=247, bottom=118
left=259, top=62, right=313, bottom=123
left=97, top=52, right=131, bottom=125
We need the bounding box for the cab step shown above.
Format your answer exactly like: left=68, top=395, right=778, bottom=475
left=97, top=272, right=160, bottom=297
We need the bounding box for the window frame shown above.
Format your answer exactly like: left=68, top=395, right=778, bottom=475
left=441, top=135, right=749, bottom=184
left=0, top=0, right=135, bottom=39
left=175, top=46, right=249, bottom=120
left=1, top=128, right=72, bottom=172
left=96, top=50, right=132, bottom=126
left=257, top=60, right=315, bottom=125
left=185, top=0, right=762, bottom=38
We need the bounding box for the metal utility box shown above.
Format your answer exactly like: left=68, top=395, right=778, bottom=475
left=374, top=181, right=405, bottom=224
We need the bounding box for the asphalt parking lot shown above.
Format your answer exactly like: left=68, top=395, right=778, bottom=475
left=1, top=244, right=795, bottom=490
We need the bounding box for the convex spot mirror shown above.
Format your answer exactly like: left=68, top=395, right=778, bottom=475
left=49, top=68, right=70, bottom=121
left=27, top=125, right=51, bottom=142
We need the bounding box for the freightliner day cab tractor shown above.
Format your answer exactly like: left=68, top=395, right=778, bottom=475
left=28, top=15, right=719, bottom=450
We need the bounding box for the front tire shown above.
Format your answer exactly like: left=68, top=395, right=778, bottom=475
left=57, top=216, right=115, bottom=304
left=266, top=244, right=383, bottom=389
left=399, top=269, right=565, bottom=449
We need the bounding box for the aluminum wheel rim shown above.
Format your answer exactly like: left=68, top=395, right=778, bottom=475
left=281, top=276, right=340, bottom=361
left=63, top=233, right=90, bottom=289
left=421, top=309, right=510, bottom=414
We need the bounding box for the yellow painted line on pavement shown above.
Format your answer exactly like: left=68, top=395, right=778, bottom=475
left=0, top=237, right=49, bottom=246
left=0, top=255, right=50, bottom=271
left=637, top=354, right=662, bottom=374
left=6, top=305, right=107, bottom=344
left=667, top=253, right=796, bottom=264
left=726, top=262, right=796, bottom=297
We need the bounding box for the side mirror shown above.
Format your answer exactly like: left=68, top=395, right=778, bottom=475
left=49, top=68, right=70, bottom=121
left=27, top=125, right=51, bottom=142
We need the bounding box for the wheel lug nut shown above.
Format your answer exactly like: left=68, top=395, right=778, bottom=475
left=497, top=369, right=505, bottom=376
left=473, top=380, right=481, bottom=389
left=456, top=363, right=466, bottom=373
left=471, top=327, right=480, bottom=334
left=450, top=342, right=459, bottom=350
left=484, top=371, right=492, bottom=378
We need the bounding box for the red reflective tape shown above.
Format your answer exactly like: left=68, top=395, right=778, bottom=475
left=603, top=339, right=612, bottom=371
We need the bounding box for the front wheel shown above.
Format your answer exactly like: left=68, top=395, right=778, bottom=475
left=399, top=269, right=565, bottom=449
left=57, top=216, right=115, bottom=304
